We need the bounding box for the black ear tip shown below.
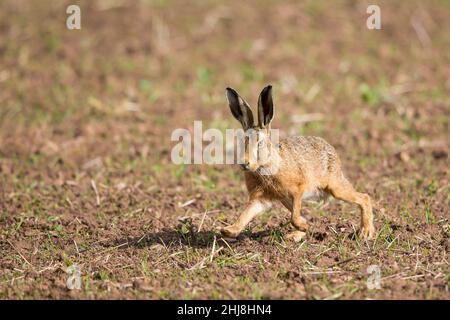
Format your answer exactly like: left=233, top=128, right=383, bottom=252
left=263, top=85, right=272, bottom=93
left=226, top=87, right=239, bottom=98
left=226, top=87, right=239, bottom=104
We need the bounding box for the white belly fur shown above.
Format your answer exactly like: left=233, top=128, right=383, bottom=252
left=302, top=190, right=321, bottom=201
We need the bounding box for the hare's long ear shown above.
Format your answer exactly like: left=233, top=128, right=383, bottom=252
left=226, top=87, right=254, bottom=130
left=257, top=85, right=274, bottom=128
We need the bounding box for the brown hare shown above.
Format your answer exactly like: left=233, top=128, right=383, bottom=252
left=221, top=85, right=375, bottom=242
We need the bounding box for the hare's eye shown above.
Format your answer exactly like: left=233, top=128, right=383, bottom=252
left=258, top=140, right=265, bottom=148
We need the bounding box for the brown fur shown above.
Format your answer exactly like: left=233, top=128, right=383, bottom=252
left=222, top=86, right=375, bottom=241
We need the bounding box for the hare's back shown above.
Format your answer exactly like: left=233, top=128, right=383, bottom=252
left=280, top=136, right=341, bottom=176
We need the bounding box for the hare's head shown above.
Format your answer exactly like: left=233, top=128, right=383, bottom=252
left=226, top=85, right=279, bottom=174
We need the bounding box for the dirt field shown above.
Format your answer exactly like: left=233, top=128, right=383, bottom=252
left=0, top=0, right=449, bottom=299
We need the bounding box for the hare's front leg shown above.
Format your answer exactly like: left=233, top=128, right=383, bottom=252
left=281, top=193, right=309, bottom=242
left=221, top=199, right=271, bottom=238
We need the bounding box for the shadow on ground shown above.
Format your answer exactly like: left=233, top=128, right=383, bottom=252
left=107, top=225, right=344, bottom=250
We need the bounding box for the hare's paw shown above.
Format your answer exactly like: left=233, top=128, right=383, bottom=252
left=220, top=225, right=241, bottom=238
left=360, top=225, right=375, bottom=240
left=285, top=230, right=306, bottom=243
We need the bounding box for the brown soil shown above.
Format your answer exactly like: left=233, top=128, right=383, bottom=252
left=0, top=0, right=448, bottom=299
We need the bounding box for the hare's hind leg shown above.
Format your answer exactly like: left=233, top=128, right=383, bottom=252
left=327, top=176, right=374, bottom=239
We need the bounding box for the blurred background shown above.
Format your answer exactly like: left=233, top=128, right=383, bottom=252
left=0, top=0, right=448, bottom=299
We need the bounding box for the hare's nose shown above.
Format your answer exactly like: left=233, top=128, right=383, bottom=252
left=240, top=162, right=250, bottom=170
